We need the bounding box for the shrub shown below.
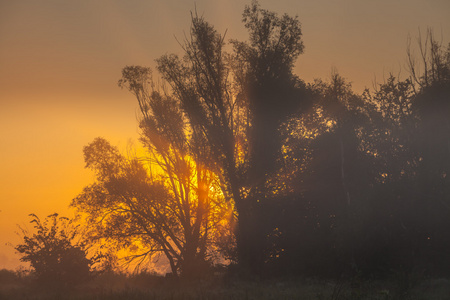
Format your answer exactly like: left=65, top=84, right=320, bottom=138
left=15, top=213, right=92, bottom=289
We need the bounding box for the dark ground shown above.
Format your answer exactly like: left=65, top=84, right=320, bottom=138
left=1, top=269, right=450, bottom=300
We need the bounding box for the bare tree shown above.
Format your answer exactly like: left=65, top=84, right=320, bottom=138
left=407, top=28, right=450, bottom=92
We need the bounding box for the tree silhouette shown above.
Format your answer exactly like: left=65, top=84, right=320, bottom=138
left=154, top=1, right=308, bottom=275
left=73, top=135, right=232, bottom=278
left=269, top=72, right=374, bottom=276
left=408, top=32, right=450, bottom=273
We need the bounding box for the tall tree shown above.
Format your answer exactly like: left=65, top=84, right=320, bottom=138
left=408, top=31, right=450, bottom=272
left=156, top=1, right=307, bottom=274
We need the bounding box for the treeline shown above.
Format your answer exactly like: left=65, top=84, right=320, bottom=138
left=268, top=68, right=450, bottom=278
left=270, top=33, right=450, bottom=278
left=16, top=2, right=450, bottom=282
left=76, top=3, right=450, bottom=278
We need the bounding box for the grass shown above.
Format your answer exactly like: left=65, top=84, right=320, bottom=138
left=1, top=269, right=450, bottom=300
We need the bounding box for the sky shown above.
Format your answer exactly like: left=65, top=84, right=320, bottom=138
left=1, top=0, right=449, bottom=270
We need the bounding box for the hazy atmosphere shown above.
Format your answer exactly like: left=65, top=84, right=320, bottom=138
left=1, top=1, right=450, bottom=297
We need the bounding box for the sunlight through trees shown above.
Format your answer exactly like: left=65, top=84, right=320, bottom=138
left=66, top=2, right=450, bottom=280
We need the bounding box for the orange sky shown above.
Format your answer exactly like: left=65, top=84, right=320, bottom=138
left=1, top=0, right=449, bottom=270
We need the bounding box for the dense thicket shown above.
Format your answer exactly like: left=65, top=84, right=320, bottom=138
left=273, top=35, right=450, bottom=278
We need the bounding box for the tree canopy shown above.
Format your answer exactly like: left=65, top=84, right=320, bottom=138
left=68, top=2, right=450, bottom=279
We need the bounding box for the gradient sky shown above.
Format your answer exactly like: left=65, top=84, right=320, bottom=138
left=1, top=0, right=449, bottom=270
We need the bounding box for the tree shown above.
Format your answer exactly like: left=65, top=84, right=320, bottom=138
left=155, top=0, right=307, bottom=275
left=407, top=28, right=450, bottom=92
left=15, top=213, right=92, bottom=289
left=362, top=75, right=417, bottom=183
left=407, top=31, right=450, bottom=273
left=270, top=71, right=376, bottom=276
left=73, top=132, right=232, bottom=278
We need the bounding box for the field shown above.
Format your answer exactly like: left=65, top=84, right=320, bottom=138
left=1, top=270, right=450, bottom=300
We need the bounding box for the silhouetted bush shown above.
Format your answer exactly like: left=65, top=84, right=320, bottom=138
left=15, top=213, right=92, bottom=290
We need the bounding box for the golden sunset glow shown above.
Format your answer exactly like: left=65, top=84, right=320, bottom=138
left=1, top=0, right=450, bottom=272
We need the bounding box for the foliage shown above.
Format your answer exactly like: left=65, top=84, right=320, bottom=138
left=14, top=213, right=92, bottom=288
left=73, top=134, right=233, bottom=277
left=70, top=1, right=450, bottom=280
left=154, top=0, right=309, bottom=275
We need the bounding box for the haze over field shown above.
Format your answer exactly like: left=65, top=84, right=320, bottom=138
left=1, top=0, right=450, bottom=270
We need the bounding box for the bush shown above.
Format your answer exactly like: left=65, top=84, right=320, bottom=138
left=15, top=213, right=92, bottom=289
